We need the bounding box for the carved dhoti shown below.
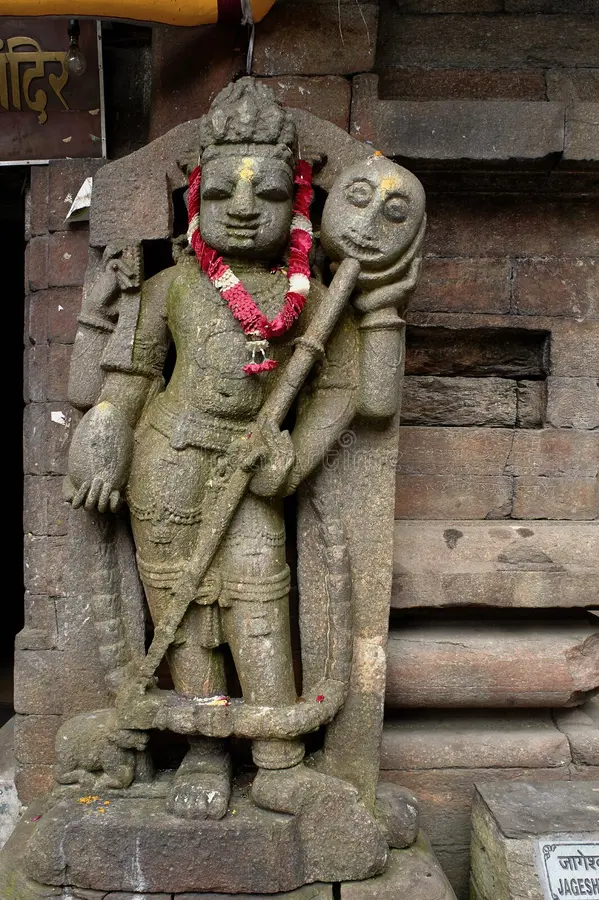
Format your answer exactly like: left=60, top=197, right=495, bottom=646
left=126, top=402, right=300, bottom=767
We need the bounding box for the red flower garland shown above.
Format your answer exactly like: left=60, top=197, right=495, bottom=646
left=187, top=160, right=313, bottom=375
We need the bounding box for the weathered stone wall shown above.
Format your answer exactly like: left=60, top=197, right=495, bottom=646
left=18, top=3, right=599, bottom=898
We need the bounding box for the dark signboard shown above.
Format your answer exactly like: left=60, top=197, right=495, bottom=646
left=0, top=19, right=105, bottom=164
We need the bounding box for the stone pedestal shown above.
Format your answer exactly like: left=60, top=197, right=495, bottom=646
left=470, top=780, right=599, bottom=900
left=0, top=798, right=454, bottom=900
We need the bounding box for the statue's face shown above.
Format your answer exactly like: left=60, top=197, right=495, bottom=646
left=199, top=153, right=294, bottom=259
left=320, top=158, right=425, bottom=270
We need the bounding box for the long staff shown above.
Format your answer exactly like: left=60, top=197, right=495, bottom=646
left=127, top=257, right=361, bottom=692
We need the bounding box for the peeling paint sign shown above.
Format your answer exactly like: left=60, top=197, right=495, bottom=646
left=0, top=19, right=105, bottom=165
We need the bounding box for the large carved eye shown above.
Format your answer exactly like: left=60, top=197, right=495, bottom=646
left=255, top=184, right=292, bottom=202
left=345, top=180, right=374, bottom=208
left=202, top=184, right=233, bottom=200
left=385, top=195, right=409, bottom=223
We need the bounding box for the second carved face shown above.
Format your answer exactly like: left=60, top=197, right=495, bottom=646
left=320, top=157, right=425, bottom=270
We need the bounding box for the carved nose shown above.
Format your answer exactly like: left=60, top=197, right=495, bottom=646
left=228, top=179, right=258, bottom=220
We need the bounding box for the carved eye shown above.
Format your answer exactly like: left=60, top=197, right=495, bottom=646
left=256, top=185, right=292, bottom=202
left=202, top=185, right=233, bottom=200
left=385, top=196, right=409, bottom=223
left=345, top=180, right=373, bottom=208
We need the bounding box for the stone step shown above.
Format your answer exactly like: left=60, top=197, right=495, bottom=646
left=392, top=520, right=599, bottom=609
left=386, top=614, right=599, bottom=707
left=379, top=708, right=599, bottom=899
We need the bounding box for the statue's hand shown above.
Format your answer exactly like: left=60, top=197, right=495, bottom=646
left=249, top=421, right=295, bottom=498
left=65, top=401, right=134, bottom=513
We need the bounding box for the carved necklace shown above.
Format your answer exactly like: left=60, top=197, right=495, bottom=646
left=187, top=161, right=313, bottom=375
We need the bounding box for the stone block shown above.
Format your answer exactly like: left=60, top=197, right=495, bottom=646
left=44, top=160, right=106, bottom=235
left=340, top=833, right=456, bottom=900
left=564, top=102, right=599, bottom=167
left=516, top=381, right=547, bottom=428
left=26, top=231, right=89, bottom=292
left=547, top=69, right=599, bottom=103
left=385, top=616, right=599, bottom=707
left=13, top=651, right=65, bottom=716
left=29, top=165, right=50, bottom=238
left=379, top=67, right=545, bottom=102
left=554, top=705, right=599, bottom=766
left=395, top=570, right=599, bottom=611
left=381, top=711, right=571, bottom=772
left=395, top=474, right=512, bottom=519
left=410, top=257, right=511, bottom=315
left=551, top=320, right=599, bottom=377
left=506, top=430, right=599, bottom=477
left=391, top=520, right=599, bottom=609
left=23, top=594, right=59, bottom=645
left=24, top=535, right=68, bottom=596
left=397, top=426, right=599, bottom=479
left=14, top=648, right=109, bottom=717
left=547, top=378, right=599, bottom=429
left=24, top=345, right=72, bottom=403
left=14, top=764, right=55, bottom=803
left=13, top=715, right=63, bottom=766
left=401, top=376, right=518, bottom=427
left=351, top=76, right=564, bottom=164
left=149, top=25, right=243, bottom=140
left=513, top=477, right=598, bottom=520
left=470, top=781, right=599, bottom=900
left=23, top=403, right=75, bottom=476
left=262, top=76, right=351, bottom=131
left=377, top=13, right=599, bottom=70
left=512, top=258, right=599, bottom=320
left=422, top=195, right=599, bottom=258
left=27, top=288, right=83, bottom=346
left=253, top=2, right=378, bottom=76
left=506, top=0, right=599, bottom=13
left=397, top=427, right=514, bottom=476
left=24, top=477, right=69, bottom=538
left=23, top=796, right=305, bottom=894
left=177, top=885, right=332, bottom=900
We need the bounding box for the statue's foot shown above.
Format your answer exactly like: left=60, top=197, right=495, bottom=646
left=167, top=771, right=231, bottom=819
left=167, top=739, right=231, bottom=820
left=251, top=763, right=388, bottom=882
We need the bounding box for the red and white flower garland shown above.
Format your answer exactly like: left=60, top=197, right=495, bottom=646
left=187, top=160, right=313, bottom=375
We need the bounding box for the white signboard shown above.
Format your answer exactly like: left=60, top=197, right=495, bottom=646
left=538, top=841, right=599, bottom=900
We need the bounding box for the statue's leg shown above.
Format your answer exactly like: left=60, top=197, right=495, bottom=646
left=140, top=582, right=232, bottom=819
left=220, top=494, right=305, bottom=776
left=128, top=426, right=231, bottom=819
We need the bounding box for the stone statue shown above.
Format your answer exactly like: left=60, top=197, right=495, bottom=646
left=7, top=79, right=432, bottom=898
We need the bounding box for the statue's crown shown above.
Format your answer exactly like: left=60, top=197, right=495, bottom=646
left=199, top=77, right=297, bottom=163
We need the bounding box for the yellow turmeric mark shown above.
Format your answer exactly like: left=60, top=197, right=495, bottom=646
left=379, top=175, right=400, bottom=198
left=239, top=157, right=255, bottom=182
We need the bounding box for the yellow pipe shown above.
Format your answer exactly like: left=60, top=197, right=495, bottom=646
left=0, top=0, right=275, bottom=26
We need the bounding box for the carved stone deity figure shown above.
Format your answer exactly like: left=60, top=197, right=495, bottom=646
left=7, top=79, right=431, bottom=898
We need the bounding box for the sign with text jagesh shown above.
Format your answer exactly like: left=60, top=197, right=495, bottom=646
left=0, top=19, right=105, bottom=164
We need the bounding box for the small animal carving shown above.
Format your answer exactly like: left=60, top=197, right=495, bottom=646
left=55, top=709, right=149, bottom=791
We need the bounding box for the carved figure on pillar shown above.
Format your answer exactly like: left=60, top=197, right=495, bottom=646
left=5, top=79, right=436, bottom=898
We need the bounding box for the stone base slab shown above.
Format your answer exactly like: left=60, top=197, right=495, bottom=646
left=0, top=797, right=454, bottom=899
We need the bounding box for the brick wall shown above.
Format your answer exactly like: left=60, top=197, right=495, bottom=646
left=19, top=159, right=109, bottom=800
left=17, top=4, right=599, bottom=898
